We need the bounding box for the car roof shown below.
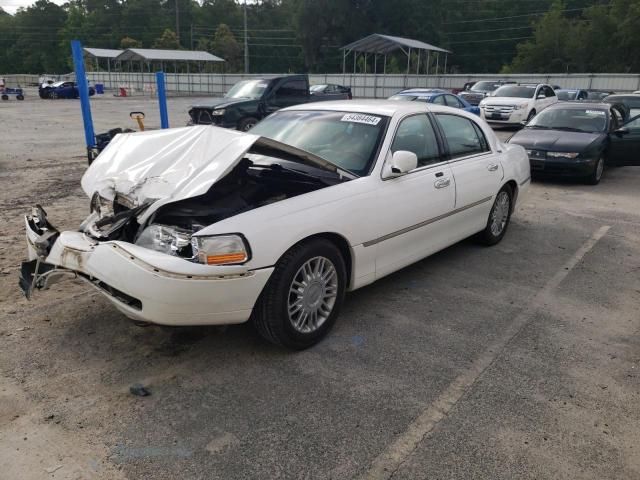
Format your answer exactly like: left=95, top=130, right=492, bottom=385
left=605, top=94, right=640, bottom=99
left=400, top=88, right=445, bottom=93
left=284, top=99, right=455, bottom=117
left=394, top=91, right=438, bottom=98
left=547, top=102, right=611, bottom=110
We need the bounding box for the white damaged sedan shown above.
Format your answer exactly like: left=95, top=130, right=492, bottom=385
left=21, top=101, right=530, bottom=349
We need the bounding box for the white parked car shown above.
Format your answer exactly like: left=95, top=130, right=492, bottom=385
left=21, top=101, right=530, bottom=349
left=480, top=83, right=558, bottom=126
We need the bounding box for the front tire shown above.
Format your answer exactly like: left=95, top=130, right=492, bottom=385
left=252, top=239, right=347, bottom=349
left=585, top=156, right=604, bottom=185
left=238, top=117, right=259, bottom=132
left=526, top=110, right=536, bottom=124
left=477, top=186, right=513, bottom=246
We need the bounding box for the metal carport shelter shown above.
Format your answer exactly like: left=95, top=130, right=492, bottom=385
left=84, top=48, right=124, bottom=87
left=341, top=34, right=451, bottom=75
left=114, top=48, right=225, bottom=73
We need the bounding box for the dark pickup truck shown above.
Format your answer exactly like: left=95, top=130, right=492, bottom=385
left=189, top=74, right=315, bottom=131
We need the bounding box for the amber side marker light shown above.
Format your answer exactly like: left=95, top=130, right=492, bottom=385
left=206, top=252, right=248, bottom=265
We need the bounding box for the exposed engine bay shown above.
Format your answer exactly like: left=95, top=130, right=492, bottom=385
left=82, top=154, right=347, bottom=260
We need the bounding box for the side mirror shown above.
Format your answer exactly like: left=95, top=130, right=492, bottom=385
left=614, top=127, right=630, bottom=137
left=388, top=150, right=418, bottom=177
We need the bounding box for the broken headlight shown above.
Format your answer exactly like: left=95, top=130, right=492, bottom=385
left=135, top=224, right=192, bottom=257
left=191, top=234, right=250, bottom=265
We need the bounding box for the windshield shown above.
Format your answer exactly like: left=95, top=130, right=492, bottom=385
left=527, top=108, right=607, bottom=133
left=471, top=81, right=502, bottom=92
left=250, top=110, right=389, bottom=176
left=310, top=85, right=325, bottom=92
left=225, top=80, right=269, bottom=99
left=557, top=91, right=578, bottom=101
left=493, top=85, right=536, bottom=98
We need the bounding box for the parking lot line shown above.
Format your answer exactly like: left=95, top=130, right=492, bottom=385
left=360, top=225, right=611, bottom=480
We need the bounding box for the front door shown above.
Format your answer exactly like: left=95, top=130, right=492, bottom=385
left=609, top=115, right=640, bottom=166
left=372, top=114, right=456, bottom=279
left=433, top=112, right=503, bottom=236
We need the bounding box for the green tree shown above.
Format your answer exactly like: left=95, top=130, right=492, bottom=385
left=509, top=2, right=574, bottom=73
left=211, top=24, right=242, bottom=71
left=120, top=36, right=143, bottom=49
left=153, top=29, right=181, bottom=49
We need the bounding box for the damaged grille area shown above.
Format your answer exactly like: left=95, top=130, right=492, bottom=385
left=78, top=273, right=143, bottom=310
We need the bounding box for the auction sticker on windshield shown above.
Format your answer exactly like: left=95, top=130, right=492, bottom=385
left=585, top=110, right=606, bottom=115
left=341, top=114, right=382, bottom=125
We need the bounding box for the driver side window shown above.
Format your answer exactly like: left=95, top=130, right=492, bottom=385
left=391, top=114, right=441, bottom=168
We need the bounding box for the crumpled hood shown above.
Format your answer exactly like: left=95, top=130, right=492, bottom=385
left=82, top=125, right=352, bottom=222
left=82, top=126, right=259, bottom=206
left=509, top=128, right=604, bottom=151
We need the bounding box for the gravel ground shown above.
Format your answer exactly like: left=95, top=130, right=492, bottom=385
left=1, top=90, right=639, bottom=480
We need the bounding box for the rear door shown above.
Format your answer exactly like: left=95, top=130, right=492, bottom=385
left=608, top=115, right=640, bottom=166
left=433, top=112, right=503, bottom=237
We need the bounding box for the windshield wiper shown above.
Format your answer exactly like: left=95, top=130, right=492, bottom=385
left=256, top=163, right=335, bottom=185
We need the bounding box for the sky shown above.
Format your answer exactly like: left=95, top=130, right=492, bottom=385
left=0, top=0, right=65, bottom=14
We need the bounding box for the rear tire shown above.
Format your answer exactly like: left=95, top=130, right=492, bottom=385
left=238, top=117, right=259, bottom=132
left=252, top=239, right=347, bottom=349
left=16, top=94, right=24, bottom=101
left=476, top=185, right=513, bottom=246
left=585, top=156, right=604, bottom=185
left=1, top=95, right=7, bottom=101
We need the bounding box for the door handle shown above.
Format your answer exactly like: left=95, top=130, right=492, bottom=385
left=487, top=163, right=499, bottom=171
left=434, top=178, right=451, bottom=189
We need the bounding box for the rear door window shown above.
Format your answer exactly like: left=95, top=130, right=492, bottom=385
left=435, top=114, right=490, bottom=159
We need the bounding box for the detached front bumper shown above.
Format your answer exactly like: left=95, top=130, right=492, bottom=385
left=21, top=208, right=273, bottom=326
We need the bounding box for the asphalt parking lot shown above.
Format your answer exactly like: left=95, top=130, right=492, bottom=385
left=1, top=90, right=639, bottom=480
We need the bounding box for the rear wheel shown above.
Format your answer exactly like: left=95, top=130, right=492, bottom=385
left=16, top=94, right=24, bottom=101
left=252, top=239, right=347, bottom=349
left=585, top=156, right=604, bottom=185
left=477, top=185, right=513, bottom=246
left=1, top=95, right=7, bottom=101
left=238, top=117, right=259, bottom=132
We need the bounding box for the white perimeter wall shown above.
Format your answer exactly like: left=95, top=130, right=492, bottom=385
left=5, top=72, right=640, bottom=97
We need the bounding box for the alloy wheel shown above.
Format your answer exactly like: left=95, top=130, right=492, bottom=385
left=288, top=256, right=338, bottom=334
left=490, top=191, right=510, bottom=237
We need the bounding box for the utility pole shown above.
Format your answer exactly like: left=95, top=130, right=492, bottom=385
left=244, top=0, right=249, bottom=73
left=175, top=0, right=180, bottom=45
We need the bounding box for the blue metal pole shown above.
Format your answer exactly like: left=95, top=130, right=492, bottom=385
left=70, top=40, right=95, bottom=159
left=156, top=71, right=169, bottom=129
